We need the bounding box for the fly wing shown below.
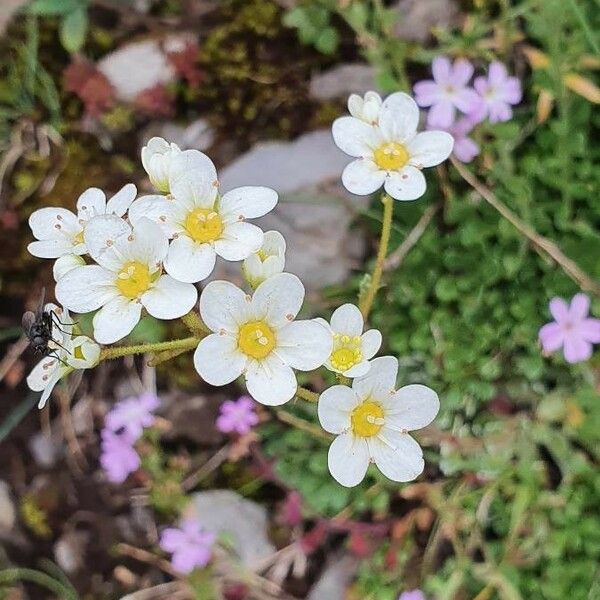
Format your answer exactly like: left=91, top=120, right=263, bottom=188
left=36, top=287, right=46, bottom=318
left=22, top=311, right=36, bottom=335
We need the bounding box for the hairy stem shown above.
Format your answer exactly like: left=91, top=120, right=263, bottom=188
left=181, top=311, right=209, bottom=336
left=99, top=337, right=200, bottom=361
left=359, top=193, right=394, bottom=319
left=296, top=386, right=319, bottom=403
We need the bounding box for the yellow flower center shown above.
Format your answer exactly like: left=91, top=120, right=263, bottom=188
left=351, top=401, right=385, bottom=437
left=238, top=320, right=276, bottom=359
left=373, top=142, right=409, bottom=171
left=73, top=230, right=84, bottom=245
left=184, top=208, right=223, bottom=243
left=330, top=334, right=362, bottom=372
left=73, top=344, right=84, bottom=360
left=116, top=261, right=156, bottom=299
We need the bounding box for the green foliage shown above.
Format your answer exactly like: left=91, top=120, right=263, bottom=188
left=28, top=0, right=89, bottom=53
left=283, top=4, right=340, bottom=55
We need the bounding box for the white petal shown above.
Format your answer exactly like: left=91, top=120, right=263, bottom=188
left=92, top=297, right=142, bottom=344
left=169, top=150, right=218, bottom=210
left=378, top=92, right=420, bottom=143
left=352, top=355, right=398, bottom=402
left=343, top=360, right=371, bottom=379
left=141, top=275, right=198, bottom=319
left=29, top=207, right=79, bottom=239
left=127, top=217, right=169, bottom=267
left=407, top=131, right=454, bottom=168
left=330, top=303, right=363, bottom=336
left=27, top=356, right=60, bottom=392
left=200, top=280, right=251, bottom=334
left=194, top=333, right=247, bottom=386
left=56, top=265, right=119, bottom=313
left=84, top=214, right=132, bottom=270
left=370, top=430, right=424, bottom=482
left=28, top=239, right=77, bottom=259
left=327, top=433, right=369, bottom=487
left=128, top=195, right=178, bottom=236
left=245, top=354, right=297, bottom=406
left=214, top=222, right=263, bottom=261
left=360, top=329, right=382, bottom=359
left=275, top=319, right=333, bottom=370
left=341, top=159, right=386, bottom=196
left=76, top=188, right=107, bottom=220
left=332, top=116, right=378, bottom=157
left=219, top=186, right=278, bottom=222
left=106, top=183, right=137, bottom=216
left=165, top=236, right=216, bottom=283
left=68, top=336, right=100, bottom=369
left=384, top=167, right=426, bottom=202
left=318, top=385, right=358, bottom=434
left=53, top=254, right=85, bottom=281
left=262, top=230, right=286, bottom=255
left=382, top=384, right=440, bottom=431
left=252, top=273, right=304, bottom=329
left=37, top=370, right=63, bottom=409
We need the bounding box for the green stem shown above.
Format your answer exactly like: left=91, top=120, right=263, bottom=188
left=0, top=568, right=79, bottom=600
left=359, top=193, right=394, bottom=320
left=99, top=337, right=200, bottom=361
left=181, top=311, right=209, bottom=336
left=296, top=386, right=319, bottom=403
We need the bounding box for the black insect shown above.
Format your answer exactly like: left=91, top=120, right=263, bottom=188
left=22, top=289, right=72, bottom=365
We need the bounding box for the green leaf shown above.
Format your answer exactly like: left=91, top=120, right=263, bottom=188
left=28, top=0, right=82, bottom=15
left=314, top=26, right=339, bottom=55
left=59, top=7, right=88, bottom=53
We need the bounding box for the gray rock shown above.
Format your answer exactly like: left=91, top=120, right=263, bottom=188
left=98, top=37, right=188, bottom=102
left=310, top=63, right=378, bottom=100
left=0, top=481, right=16, bottom=532
left=54, top=531, right=88, bottom=574
left=29, top=431, right=62, bottom=469
left=219, top=130, right=368, bottom=289
left=393, top=0, right=459, bottom=42
left=0, top=0, right=27, bottom=36
left=307, top=554, right=358, bottom=600
left=189, top=490, right=275, bottom=567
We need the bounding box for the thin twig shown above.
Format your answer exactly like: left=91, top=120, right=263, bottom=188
left=0, top=336, right=28, bottom=383
left=451, top=156, right=600, bottom=296
left=116, top=543, right=178, bottom=577
left=274, top=409, right=332, bottom=441
left=182, top=444, right=231, bottom=491
left=383, top=203, right=440, bottom=271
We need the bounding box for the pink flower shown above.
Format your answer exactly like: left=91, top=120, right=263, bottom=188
left=429, top=116, right=479, bottom=163
left=472, top=61, right=522, bottom=123
left=216, top=395, right=259, bottom=435
left=399, top=591, right=426, bottom=600
left=413, top=57, right=481, bottom=128
left=100, top=429, right=140, bottom=483
left=105, top=393, right=160, bottom=440
left=539, top=294, right=600, bottom=363
left=160, top=519, right=216, bottom=574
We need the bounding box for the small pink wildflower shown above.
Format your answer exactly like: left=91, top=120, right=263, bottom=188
left=105, top=393, right=160, bottom=440
left=472, top=61, right=522, bottom=123
left=539, top=293, right=600, bottom=363
left=99, top=429, right=140, bottom=484
left=429, top=116, right=479, bottom=163
left=160, top=519, right=216, bottom=574
left=399, top=591, right=426, bottom=600
left=216, top=396, right=259, bottom=435
left=413, top=57, right=481, bottom=128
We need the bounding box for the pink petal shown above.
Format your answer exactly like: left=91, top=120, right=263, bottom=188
left=502, top=77, right=522, bottom=104
left=453, top=136, right=479, bottom=162
left=581, top=318, right=600, bottom=343
left=488, top=101, right=512, bottom=123
left=563, top=334, right=593, bottom=364
left=455, top=88, right=483, bottom=115
left=488, top=61, right=508, bottom=86
left=452, top=58, right=474, bottom=86
left=413, top=80, right=441, bottom=107
left=539, top=322, right=564, bottom=352
left=473, top=77, right=488, bottom=96
left=549, top=297, right=569, bottom=322
left=427, top=100, right=455, bottom=128
left=569, top=293, right=590, bottom=320
left=171, top=550, right=198, bottom=574
left=432, top=56, right=452, bottom=84
left=160, top=528, right=186, bottom=552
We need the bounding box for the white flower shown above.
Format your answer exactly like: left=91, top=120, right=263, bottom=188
left=242, top=230, right=286, bottom=289
left=53, top=254, right=85, bottom=281
left=315, top=303, right=381, bottom=378
left=332, top=92, right=454, bottom=201
left=318, top=356, right=439, bottom=487
left=348, top=91, right=383, bottom=125
left=141, top=136, right=182, bottom=193
left=194, top=273, right=332, bottom=406
left=26, top=305, right=100, bottom=408
left=129, top=149, right=278, bottom=283
left=55, top=215, right=197, bottom=344
left=27, top=184, right=137, bottom=259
